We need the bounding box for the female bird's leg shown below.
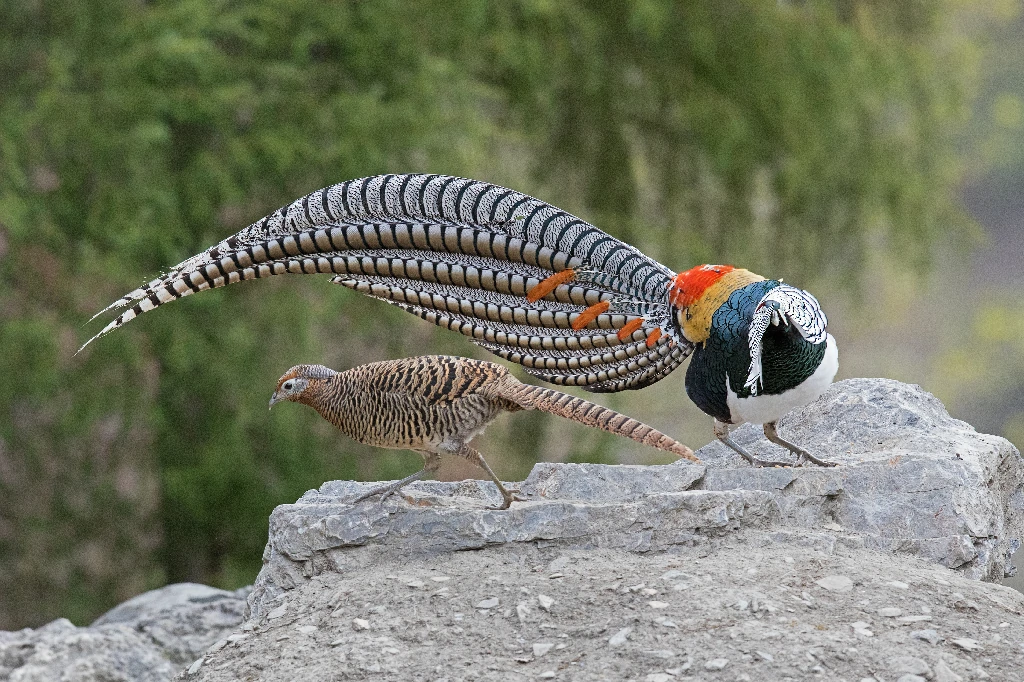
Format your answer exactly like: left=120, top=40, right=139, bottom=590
left=763, top=422, right=837, bottom=467
left=714, top=420, right=790, bottom=468
left=440, top=441, right=525, bottom=510
left=349, top=453, right=442, bottom=505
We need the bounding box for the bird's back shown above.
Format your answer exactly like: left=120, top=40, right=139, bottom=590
left=314, top=356, right=509, bottom=449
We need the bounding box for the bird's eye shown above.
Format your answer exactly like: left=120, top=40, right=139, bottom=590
left=283, top=381, right=293, bottom=390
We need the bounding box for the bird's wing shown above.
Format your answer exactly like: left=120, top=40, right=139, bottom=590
left=742, top=284, right=829, bottom=395
left=85, top=174, right=693, bottom=391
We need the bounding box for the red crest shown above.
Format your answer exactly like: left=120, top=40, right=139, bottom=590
left=668, top=265, right=736, bottom=308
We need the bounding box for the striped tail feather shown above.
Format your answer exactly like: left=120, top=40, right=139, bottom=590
left=517, top=343, right=692, bottom=393
left=83, top=174, right=692, bottom=392
left=336, top=272, right=692, bottom=391
left=500, top=382, right=698, bottom=462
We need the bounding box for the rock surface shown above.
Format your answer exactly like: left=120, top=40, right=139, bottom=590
left=3, top=378, right=1023, bottom=681
left=185, top=538, right=1024, bottom=682
left=248, top=379, right=1024, bottom=618
left=698, top=379, right=1024, bottom=582
left=0, top=584, right=246, bottom=681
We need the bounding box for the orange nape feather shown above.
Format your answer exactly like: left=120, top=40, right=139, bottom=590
left=526, top=269, right=576, bottom=302
left=616, top=317, right=645, bottom=341
left=275, top=369, right=300, bottom=392
left=668, top=264, right=736, bottom=308
left=571, top=300, right=610, bottom=330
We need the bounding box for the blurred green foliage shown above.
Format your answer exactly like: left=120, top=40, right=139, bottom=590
left=0, top=0, right=978, bottom=627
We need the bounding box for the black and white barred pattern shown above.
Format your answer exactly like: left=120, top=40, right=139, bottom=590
left=743, top=284, right=829, bottom=395
left=85, top=174, right=690, bottom=392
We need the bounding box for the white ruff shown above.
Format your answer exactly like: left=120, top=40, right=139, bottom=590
left=726, top=334, right=838, bottom=425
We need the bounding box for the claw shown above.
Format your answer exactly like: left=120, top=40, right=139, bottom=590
left=763, top=421, right=838, bottom=467
left=485, top=488, right=528, bottom=511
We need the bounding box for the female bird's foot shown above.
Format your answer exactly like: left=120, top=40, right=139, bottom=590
left=349, top=479, right=410, bottom=505
left=484, top=487, right=528, bottom=511
left=348, top=461, right=436, bottom=505
left=763, top=421, right=838, bottom=467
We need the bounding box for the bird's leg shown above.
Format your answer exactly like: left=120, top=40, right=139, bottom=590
left=714, top=420, right=790, bottom=468
left=349, top=454, right=442, bottom=505
left=442, top=442, right=525, bottom=510
left=763, top=421, right=837, bottom=468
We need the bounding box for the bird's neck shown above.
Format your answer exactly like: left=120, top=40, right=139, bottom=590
left=296, top=379, right=336, bottom=417
left=670, top=267, right=765, bottom=344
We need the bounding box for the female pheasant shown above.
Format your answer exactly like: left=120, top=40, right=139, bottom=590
left=269, top=356, right=697, bottom=510
left=83, top=174, right=837, bottom=466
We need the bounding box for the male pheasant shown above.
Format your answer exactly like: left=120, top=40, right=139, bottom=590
left=84, top=174, right=837, bottom=467
left=269, top=356, right=698, bottom=509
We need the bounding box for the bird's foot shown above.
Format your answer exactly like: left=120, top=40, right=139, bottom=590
left=714, top=421, right=792, bottom=468
left=348, top=466, right=433, bottom=506
left=762, top=421, right=838, bottom=467
left=484, top=487, right=528, bottom=511
left=348, top=483, right=397, bottom=506
left=747, top=456, right=797, bottom=468
left=789, top=448, right=838, bottom=468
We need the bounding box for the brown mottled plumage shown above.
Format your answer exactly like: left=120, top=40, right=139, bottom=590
left=270, top=355, right=699, bottom=510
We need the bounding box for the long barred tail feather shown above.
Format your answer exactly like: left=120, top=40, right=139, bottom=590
left=82, top=174, right=691, bottom=392
left=499, top=381, right=699, bottom=462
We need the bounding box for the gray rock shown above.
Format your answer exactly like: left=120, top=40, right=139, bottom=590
left=816, top=575, right=854, bottom=592
left=250, top=485, right=775, bottom=616
left=890, top=656, right=932, bottom=677
left=608, top=627, right=632, bottom=647
left=0, top=619, right=175, bottom=682
left=933, top=659, right=964, bottom=682
left=246, top=379, right=1023, bottom=618
left=0, top=584, right=247, bottom=681
left=696, top=379, right=1023, bottom=580
left=522, top=461, right=704, bottom=501
left=93, top=582, right=248, bottom=665
left=910, top=628, right=940, bottom=644
left=950, top=637, right=983, bottom=651
left=7, top=378, right=1022, bottom=682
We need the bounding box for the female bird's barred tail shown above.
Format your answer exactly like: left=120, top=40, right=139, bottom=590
left=83, top=174, right=693, bottom=393
left=502, top=381, right=699, bottom=462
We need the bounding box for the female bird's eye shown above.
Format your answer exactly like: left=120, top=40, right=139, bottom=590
left=283, top=381, right=293, bottom=390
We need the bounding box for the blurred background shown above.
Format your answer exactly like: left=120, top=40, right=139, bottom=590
left=1, top=0, right=1022, bottom=629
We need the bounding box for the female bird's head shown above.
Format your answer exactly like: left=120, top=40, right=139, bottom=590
left=269, top=364, right=336, bottom=408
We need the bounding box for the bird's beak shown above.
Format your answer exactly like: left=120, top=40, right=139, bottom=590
left=269, top=393, right=280, bottom=410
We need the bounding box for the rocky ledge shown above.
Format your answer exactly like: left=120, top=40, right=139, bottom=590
left=1, top=378, right=1022, bottom=682
left=249, top=379, right=1023, bottom=619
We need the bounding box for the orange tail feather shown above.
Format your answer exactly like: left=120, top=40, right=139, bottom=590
left=617, top=317, right=645, bottom=342
left=571, top=300, right=611, bottom=330
left=526, top=269, right=576, bottom=303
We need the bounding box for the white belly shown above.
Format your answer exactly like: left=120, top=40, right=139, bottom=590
left=726, top=334, right=838, bottom=425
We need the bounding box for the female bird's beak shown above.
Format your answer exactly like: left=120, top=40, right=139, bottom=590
left=269, top=392, right=280, bottom=409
